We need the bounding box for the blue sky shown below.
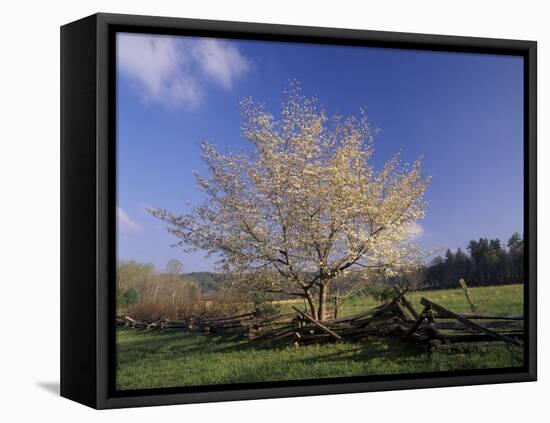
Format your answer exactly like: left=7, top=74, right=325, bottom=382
left=116, top=32, right=524, bottom=273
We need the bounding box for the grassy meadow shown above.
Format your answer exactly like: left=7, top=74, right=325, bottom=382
left=116, top=284, right=524, bottom=390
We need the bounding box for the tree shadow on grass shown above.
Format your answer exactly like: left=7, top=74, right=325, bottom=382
left=293, top=337, right=426, bottom=365
left=117, top=329, right=261, bottom=357
left=117, top=329, right=426, bottom=363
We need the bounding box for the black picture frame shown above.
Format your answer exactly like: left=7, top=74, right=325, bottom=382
left=60, top=12, right=537, bottom=409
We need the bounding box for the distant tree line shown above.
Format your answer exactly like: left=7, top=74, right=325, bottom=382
left=423, top=232, right=524, bottom=288
left=116, top=259, right=200, bottom=319
left=383, top=232, right=524, bottom=290
left=185, top=272, right=223, bottom=293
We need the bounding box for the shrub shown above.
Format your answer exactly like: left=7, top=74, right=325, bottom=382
left=252, top=293, right=281, bottom=317
left=360, top=285, right=395, bottom=303
left=117, top=287, right=139, bottom=308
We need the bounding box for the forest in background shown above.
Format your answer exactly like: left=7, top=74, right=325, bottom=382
left=420, top=232, right=524, bottom=289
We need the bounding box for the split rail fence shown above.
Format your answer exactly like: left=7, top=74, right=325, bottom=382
left=117, top=286, right=523, bottom=350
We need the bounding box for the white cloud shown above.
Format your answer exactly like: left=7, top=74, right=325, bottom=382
left=406, top=222, right=424, bottom=240
left=190, top=39, right=250, bottom=90
left=117, top=33, right=250, bottom=107
left=117, top=207, right=141, bottom=235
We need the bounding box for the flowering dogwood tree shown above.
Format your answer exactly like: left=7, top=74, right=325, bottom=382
left=150, top=83, right=430, bottom=321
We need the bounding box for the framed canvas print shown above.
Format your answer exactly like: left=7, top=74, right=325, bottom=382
left=60, top=13, right=537, bottom=409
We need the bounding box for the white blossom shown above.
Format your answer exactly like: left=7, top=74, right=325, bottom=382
left=150, top=82, right=431, bottom=320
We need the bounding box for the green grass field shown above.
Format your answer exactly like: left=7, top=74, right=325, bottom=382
left=116, top=284, right=524, bottom=390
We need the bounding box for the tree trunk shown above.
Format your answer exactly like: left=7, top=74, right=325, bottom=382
left=317, top=283, right=328, bottom=321
left=304, top=292, right=317, bottom=320
left=334, top=295, right=340, bottom=319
